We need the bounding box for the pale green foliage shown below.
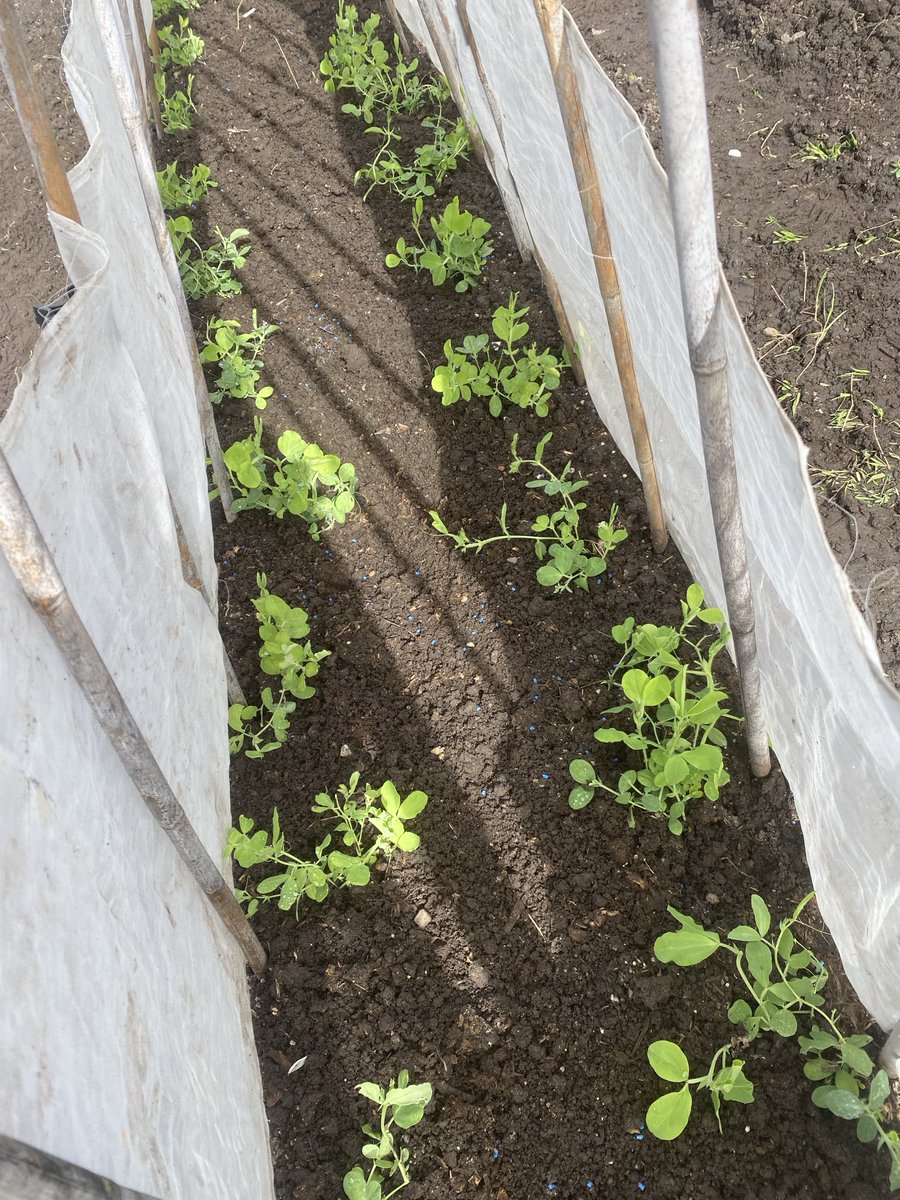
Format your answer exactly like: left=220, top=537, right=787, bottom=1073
left=226, top=776, right=428, bottom=916
left=167, top=216, right=250, bottom=298
left=152, top=0, right=198, bottom=17
left=386, top=196, right=492, bottom=292
left=199, top=311, right=278, bottom=408
left=431, top=433, right=626, bottom=594
left=569, top=585, right=735, bottom=833
left=343, top=1071, right=432, bottom=1200
left=155, top=73, right=195, bottom=133
left=158, top=15, right=204, bottom=69
left=156, top=160, right=217, bottom=211
left=645, top=1041, right=753, bottom=1141
left=355, top=113, right=469, bottom=202
left=431, top=294, right=568, bottom=418
left=651, top=894, right=900, bottom=1188
left=220, top=417, right=357, bottom=536
left=320, top=0, right=447, bottom=123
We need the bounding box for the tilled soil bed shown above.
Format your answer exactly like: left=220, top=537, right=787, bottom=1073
left=168, top=2, right=899, bottom=1197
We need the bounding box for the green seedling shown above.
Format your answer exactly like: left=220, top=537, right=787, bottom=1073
left=776, top=378, right=802, bottom=416
left=653, top=895, right=900, bottom=1188
left=199, top=311, right=278, bottom=407
left=568, top=584, right=735, bottom=833
left=816, top=448, right=900, bottom=508
left=827, top=369, right=874, bottom=432
left=157, top=14, right=204, bottom=69
left=430, top=432, right=626, bottom=594
left=890, top=160, right=900, bottom=180
left=228, top=687, right=295, bottom=759
left=152, top=0, right=198, bottom=16
left=799, top=270, right=843, bottom=378
left=226, top=775, right=428, bottom=916
left=431, top=293, right=568, bottom=418
left=386, top=196, right=492, bottom=292
left=344, top=1071, right=432, bottom=1200
left=220, top=417, right=357, bottom=535
left=253, top=573, right=329, bottom=701
left=765, top=216, right=806, bottom=245
left=156, top=160, right=217, bottom=211
left=645, top=1041, right=753, bottom=1140
left=797, top=131, right=858, bottom=164
left=320, top=0, right=445, bottom=123
left=356, top=114, right=469, bottom=202
left=155, top=73, right=196, bottom=132
left=167, top=217, right=250, bottom=298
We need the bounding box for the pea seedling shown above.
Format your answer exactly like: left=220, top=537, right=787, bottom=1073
left=652, top=894, right=900, bottom=1188
left=568, top=584, right=736, bottom=833
left=167, top=217, right=250, bottom=298
left=320, top=0, right=443, bottom=124
left=156, top=160, right=217, bottom=211
left=253, top=573, right=329, bottom=701
left=219, top=417, right=357, bottom=536
left=228, top=687, right=295, bottom=759
left=431, top=293, right=568, bottom=418
left=155, top=74, right=196, bottom=133
left=645, top=1041, right=753, bottom=1141
left=430, top=433, right=626, bottom=593
left=344, top=1071, right=432, bottom=1200
left=199, top=311, right=278, bottom=408
left=386, top=196, right=492, bottom=292
left=152, top=0, right=197, bottom=16
left=226, top=776, right=428, bottom=916
left=157, top=15, right=204, bottom=69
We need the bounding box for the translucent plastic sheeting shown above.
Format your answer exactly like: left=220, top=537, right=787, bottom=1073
left=395, top=0, right=900, bottom=1028
left=0, top=1, right=274, bottom=1196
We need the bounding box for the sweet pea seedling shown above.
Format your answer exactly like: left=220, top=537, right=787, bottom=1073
left=431, top=433, right=626, bottom=594
left=218, top=416, right=357, bottom=536
left=156, top=160, right=217, bottom=211
left=343, top=1071, right=432, bottom=1200
left=645, top=1040, right=753, bottom=1140
left=200, top=311, right=278, bottom=408
left=651, top=894, right=900, bottom=1188
left=386, top=196, right=492, bottom=292
left=226, top=776, right=428, bottom=917
left=167, top=217, right=250, bottom=298
left=568, top=584, right=737, bottom=833
left=431, top=293, right=568, bottom=418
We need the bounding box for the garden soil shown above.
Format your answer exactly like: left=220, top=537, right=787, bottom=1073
left=1, top=1, right=899, bottom=1198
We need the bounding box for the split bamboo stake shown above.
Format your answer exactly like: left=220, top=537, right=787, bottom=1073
left=532, top=0, right=668, bottom=554
left=92, top=0, right=237, bottom=524
left=0, top=447, right=266, bottom=974
left=646, top=0, right=770, bottom=778
left=130, top=0, right=163, bottom=138
left=384, top=0, right=411, bottom=58
left=0, top=0, right=80, bottom=224
left=0, top=1135, right=162, bottom=1200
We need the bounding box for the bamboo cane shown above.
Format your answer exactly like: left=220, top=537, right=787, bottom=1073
left=130, top=0, right=163, bottom=138
left=0, top=1135, right=162, bottom=1200
left=646, top=0, right=770, bottom=778
left=0, top=0, right=80, bottom=224
left=532, top=0, right=668, bottom=554
left=0, top=447, right=266, bottom=973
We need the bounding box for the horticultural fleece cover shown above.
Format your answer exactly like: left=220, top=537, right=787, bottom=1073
left=396, top=0, right=900, bottom=1031
left=0, top=1, right=274, bottom=1197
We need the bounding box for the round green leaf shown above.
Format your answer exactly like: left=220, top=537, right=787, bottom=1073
left=647, top=1040, right=690, bottom=1083
left=568, top=786, right=594, bottom=810
left=569, top=759, right=596, bottom=785
left=396, top=830, right=420, bottom=852
left=646, top=1087, right=692, bottom=1141
left=642, top=674, right=672, bottom=706
left=398, top=790, right=428, bottom=819
left=622, top=668, right=650, bottom=704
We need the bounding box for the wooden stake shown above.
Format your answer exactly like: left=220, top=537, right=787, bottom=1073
left=0, top=0, right=80, bottom=224
left=417, top=0, right=485, bottom=166
left=0, top=1135, right=162, bottom=1200
left=0, top=448, right=266, bottom=974
left=532, top=0, right=668, bottom=553
left=534, top=247, right=585, bottom=387
left=130, top=0, right=164, bottom=138
left=384, top=0, right=411, bottom=58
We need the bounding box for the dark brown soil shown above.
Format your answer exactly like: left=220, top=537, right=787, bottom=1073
left=177, top=2, right=896, bottom=1198
left=1, top=0, right=897, bottom=1197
